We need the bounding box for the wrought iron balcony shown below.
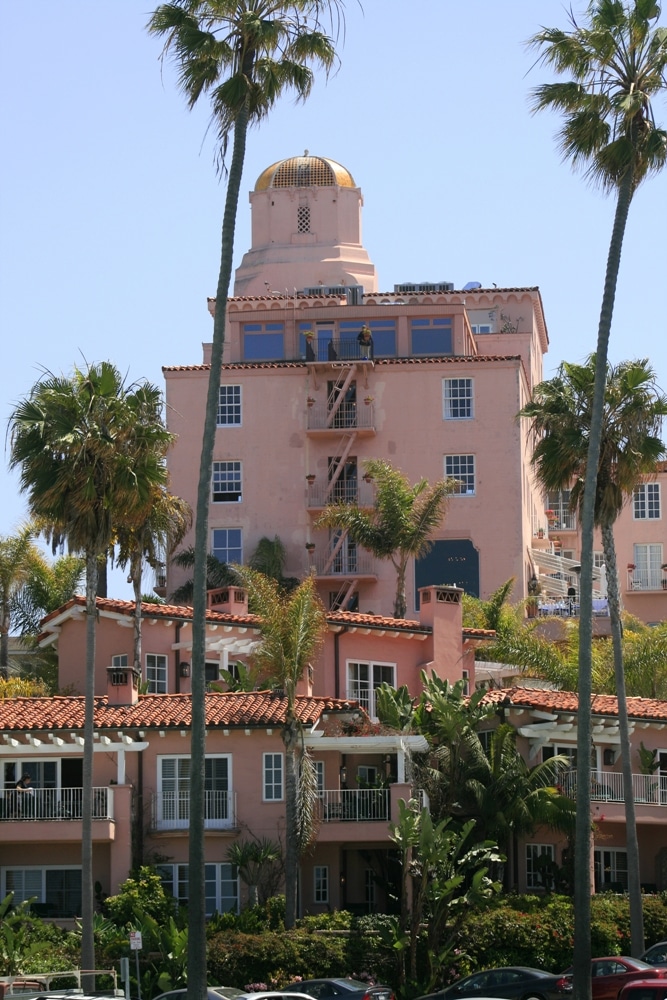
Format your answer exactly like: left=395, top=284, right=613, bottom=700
left=151, top=789, right=236, bottom=830
left=0, top=787, right=112, bottom=821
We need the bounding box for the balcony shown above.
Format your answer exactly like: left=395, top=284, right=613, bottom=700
left=306, top=402, right=376, bottom=434
left=151, top=790, right=236, bottom=831
left=0, top=787, right=112, bottom=821
left=313, top=551, right=377, bottom=579
left=305, top=339, right=375, bottom=364
left=561, top=769, right=667, bottom=806
left=627, top=569, right=665, bottom=592
left=307, top=480, right=375, bottom=510
left=317, top=788, right=389, bottom=822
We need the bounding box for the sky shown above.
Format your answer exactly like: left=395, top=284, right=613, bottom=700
left=1, top=0, right=666, bottom=600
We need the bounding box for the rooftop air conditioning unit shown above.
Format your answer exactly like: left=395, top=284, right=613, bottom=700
left=303, top=286, right=325, bottom=296
left=346, top=285, right=364, bottom=305
left=325, top=285, right=347, bottom=296
left=394, top=283, right=418, bottom=293
left=436, top=282, right=455, bottom=292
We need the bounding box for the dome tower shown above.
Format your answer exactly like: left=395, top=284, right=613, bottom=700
left=233, top=153, right=378, bottom=296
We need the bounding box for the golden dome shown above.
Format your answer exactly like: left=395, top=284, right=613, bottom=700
left=255, top=154, right=356, bottom=191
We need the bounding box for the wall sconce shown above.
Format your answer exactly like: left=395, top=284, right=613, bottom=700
left=179, top=662, right=191, bottom=678
left=339, top=765, right=347, bottom=784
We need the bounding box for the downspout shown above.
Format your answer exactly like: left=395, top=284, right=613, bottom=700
left=333, top=626, right=348, bottom=699
left=175, top=622, right=181, bottom=694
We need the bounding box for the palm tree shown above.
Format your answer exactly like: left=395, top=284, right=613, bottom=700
left=316, top=459, right=453, bottom=618
left=233, top=566, right=326, bottom=928
left=249, top=535, right=299, bottom=591
left=529, top=5, right=667, bottom=984
left=226, top=837, right=281, bottom=908
left=9, top=362, right=173, bottom=978
left=170, top=545, right=238, bottom=604
left=10, top=551, right=85, bottom=638
left=146, top=3, right=341, bottom=981
left=520, top=355, right=667, bottom=956
left=115, top=488, right=192, bottom=671
left=0, top=525, right=44, bottom=672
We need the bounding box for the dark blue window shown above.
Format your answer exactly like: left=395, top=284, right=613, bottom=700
left=243, top=322, right=284, bottom=361
left=414, top=539, right=479, bottom=607
left=410, top=318, right=452, bottom=356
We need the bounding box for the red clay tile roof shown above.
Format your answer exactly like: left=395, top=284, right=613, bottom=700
left=39, top=596, right=492, bottom=642
left=0, top=691, right=359, bottom=733
left=163, top=356, right=522, bottom=373
left=481, top=686, right=667, bottom=723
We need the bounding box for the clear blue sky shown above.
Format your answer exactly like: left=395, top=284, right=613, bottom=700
left=1, top=1, right=665, bottom=599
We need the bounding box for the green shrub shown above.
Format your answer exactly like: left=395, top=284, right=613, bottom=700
left=104, top=866, right=180, bottom=928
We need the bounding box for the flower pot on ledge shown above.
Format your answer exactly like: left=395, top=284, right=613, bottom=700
left=306, top=475, right=316, bottom=484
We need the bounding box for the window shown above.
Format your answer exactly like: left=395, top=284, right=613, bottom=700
left=145, top=653, right=168, bottom=694
left=593, top=551, right=605, bottom=569
left=410, top=317, right=453, bottom=355
left=526, top=844, right=554, bottom=888
left=445, top=454, right=475, bottom=495
left=264, top=753, right=283, bottom=801
left=297, top=204, right=310, bottom=233
left=212, top=461, right=242, bottom=503
left=365, top=869, right=376, bottom=912
left=461, top=668, right=470, bottom=696
left=111, top=654, right=128, bottom=667
left=633, top=543, right=663, bottom=590
left=546, top=490, right=576, bottom=530
left=314, top=865, right=329, bottom=903
left=594, top=848, right=628, bottom=891
left=471, top=324, right=492, bottom=334
left=242, top=322, right=284, bottom=361
left=357, top=766, right=378, bottom=785
left=157, top=756, right=230, bottom=829
left=314, top=760, right=325, bottom=796
left=158, top=862, right=238, bottom=916
left=211, top=528, right=242, bottom=565
left=217, top=385, right=241, bottom=426
left=443, top=378, right=473, bottom=419
left=2, top=867, right=82, bottom=918
left=634, top=483, right=661, bottom=519
left=347, top=661, right=395, bottom=718
left=205, top=662, right=219, bottom=685
left=338, top=319, right=397, bottom=358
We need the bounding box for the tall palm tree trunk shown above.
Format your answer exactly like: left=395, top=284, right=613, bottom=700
left=81, top=551, right=98, bottom=984
left=188, top=104, right=249, bottom=1000
left=283, top=715, right=299, bottom=929
left=601, top=522, right=644, bottom=953
left=132, top=551, right=143, bottom=672
left=574, top=167, right=634, bottom=999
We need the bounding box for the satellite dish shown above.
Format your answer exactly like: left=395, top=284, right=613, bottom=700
left=463, top=281, right=482, bottom=291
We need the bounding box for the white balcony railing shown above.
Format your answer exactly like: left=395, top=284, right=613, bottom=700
left=627, top=570, right=664, bottom=591
left=307, top=481, right=375, bottom=509
left=561, top=769, right=667, bottom=805
left=306, top=402, right=375, bottom=432
left=0, top=787, right=112, bottom=821
left=314, top=551, right=376, bottom=577
left=152, top=790, right=236, bottom=830
left=317, top=788, right=389, bottom=822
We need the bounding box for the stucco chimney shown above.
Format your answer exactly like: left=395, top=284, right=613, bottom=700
left=106, top=664, right=141, bottom=706
left=417, top=586, right=465, bottom=684
left=207, top=587, right=249, bottom=615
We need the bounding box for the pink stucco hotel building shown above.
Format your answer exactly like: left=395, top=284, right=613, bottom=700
left=164, top=153, right=665, bottom=622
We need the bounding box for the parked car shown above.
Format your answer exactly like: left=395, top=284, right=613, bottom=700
left=558, top=958, right=667, bottom=1000
left=641, top=944, right=667, bottom=967
left=154, top=989, right=246, bottom=1000
left=237, top=994, right=321, bottom=1000
left=286, top=980, right=394, bottom=1000
left=415, top=967, right=567, bottom=1000
left=619, top=983, right=667, bottom=1000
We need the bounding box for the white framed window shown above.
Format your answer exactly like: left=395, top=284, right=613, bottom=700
left=157, top=755, right=231, bottom=829
left=633, top=543, right=663, bottom=590
left=594, top=848, right=628, bottom=890
left=217, top=385, right=241, bottom=426
left=145, top=653, right=168, bottom=694
left=471, top=323, right=492, bottom=334
left=445, top=454, right=475, bottom=495
left=263, top=753, right=283, bottom=801
left=111, top=654, right=128, bottom=667
left=211, top=528, right=242, bottom=565
left=347, top=661, right=395, bottom=719
left=443, top=378, right=474, bottom=419
left=2, top=866, right=82, bottom=918
left=634, top=483, right=661, bottom=519
left=212, top=461, right=242, bottom=503
left=314, top=760, right=325, bottom=796
left=357, top=765, right=378, bottom=785
left=526, top=844, right=554, bottom=888
left=314, top=865, right=329, bottom=903
left=365, top=868, right=376, bottom=911
left=546, top=490, right=576, bottom=530
left=157, top=862, right=238, bottom=915
left=593, top=551, right=605, bottom=569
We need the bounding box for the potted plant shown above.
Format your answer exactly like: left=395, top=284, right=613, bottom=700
left=627, top=563, right=636, bottom=571
left=526, top=575, right=541, bottom=618
left=305, top=542, right=315, bottom=553
left=364, top=395, right=374, bottom=405
left=306, top=396, right=315, bottom=407
left=306, top=474, right=316, bottom=484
